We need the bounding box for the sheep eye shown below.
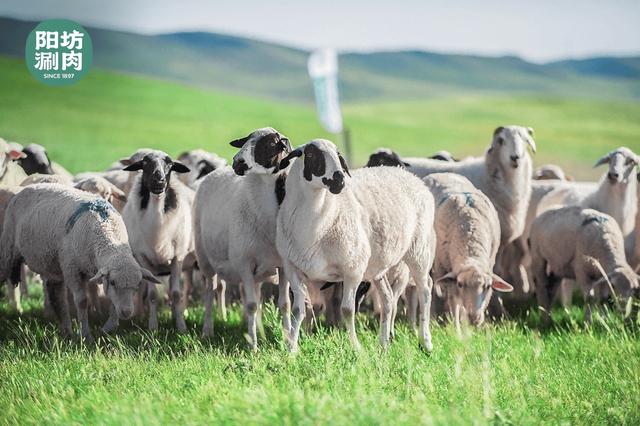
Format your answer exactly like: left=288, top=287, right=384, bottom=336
left=497, top=138, right=504, bottom=145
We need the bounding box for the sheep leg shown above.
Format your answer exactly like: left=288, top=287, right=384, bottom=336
left=19, top=264, right=29, bottom=298
left=254, top=280, right=264, bottom=338
left=216, top=278, right=227, bottom=321
left=375, top=276, right=393, bottom=349
left=169, top=258, right=187, bottom=333
left=240, top=270, right=260, bottom=351
left=202, top=275, right=216, bottom=338
left=68, top=277, right=92, bottom=343
left=147, top=281, right=159, bottom=331
left=341, top=278, right=361, bottom=351
left=46, top=280, right=72, bottom=338
left=558, top=279, right=574, bottom=307
left=182, top=268, right=193, bottom=309
left=5, top=282, right=22, bottom=313
left=406, top=285, right=418, bottom=331
left=415, top=274, right=434, bottom=352
left=284, top=262, right=306, bottom=352
left=102, top=302, right=119, bottom=334
left=277, top=268, right=291, bottom=335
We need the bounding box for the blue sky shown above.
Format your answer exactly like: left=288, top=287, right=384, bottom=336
left=2, top=0, right=639, bottom=62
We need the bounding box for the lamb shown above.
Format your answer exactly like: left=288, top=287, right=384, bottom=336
left=533, top=164, right=570, bottom=181
left=177, top=149, right=227, bottom=189
left=74, top=176, right=127, bottom=212
left=276, top=139, right=437, bottom=351
left=537, top=147, right=638, bottom=259
left=529, top=206, right=638, bottom=324
left=403, top=126, right=536, bottom=246
left=0, top=184, right=159, bottom=340
left=122, top=150, right=194, bottom=333
left=193, top=127, right=293, bottom=349
left=424, top=173, right=513, bottom=329
left=0, top=138, right=27, bottom=186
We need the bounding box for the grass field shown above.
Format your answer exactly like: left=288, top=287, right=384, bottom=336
left=1, top=54, right=640, bottom=425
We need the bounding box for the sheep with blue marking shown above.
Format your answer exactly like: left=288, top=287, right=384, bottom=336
left=529, top=206, right=638, bottom=325
left=424, top=173, right=513, bottom=330
left=0, top=184, right=159, bottom=340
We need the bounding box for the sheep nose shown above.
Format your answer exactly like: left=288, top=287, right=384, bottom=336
left=233, top=158, right=249, bottom=176
left=608, top=172, right=620, bottom=181
left=322, top=171, right=346, bottom=194
left=120, top=307, right=133, bottom=320
left=510, top=155, right=520, bottom=162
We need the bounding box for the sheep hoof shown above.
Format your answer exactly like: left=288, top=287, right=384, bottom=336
left=202, top=325, right=213, bottom=339
left=176, top=320, right=187, bottom=334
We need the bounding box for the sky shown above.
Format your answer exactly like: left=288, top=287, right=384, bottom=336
left=2, top=0, right=639, bottom=62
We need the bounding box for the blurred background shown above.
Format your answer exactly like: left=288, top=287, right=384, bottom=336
left=0, top=0, right=639, bottom=178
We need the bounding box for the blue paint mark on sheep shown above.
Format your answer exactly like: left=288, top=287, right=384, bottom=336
left=437, top=192, right=475, bottom=208
left=582, top=214, right=608, bottom=227
left=66, top=199, right=115, bottom=233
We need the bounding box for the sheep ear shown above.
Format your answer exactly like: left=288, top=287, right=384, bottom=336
left=278, top=148, right=303, bottom=170
left=594, top=154, right=610, bottom=168
left=402, top=161, right=412, bottom=168
left=526, top=136, right=537, bottom=154
left=527, top=127, right=535, bottom=137
left=436, top=271, right=457, bottom=285
left=89, top=268, right=107, bottom=285
left=171, top=161, right=190, bottom=174
left=123, top=160, right=144, bottom=172
left=280, top=137, right=292, bottom=153
left=8, top=149, right=26, bottom=160
left=111, top=186, right=127, bottom=202
left=491, top=274, right=513, bottom=293
left=338, top=154, right=351, bottom=177
left=493, top=126, right=504, bottom=137
left=140, top=268, right=161, bottom=284
left=229, top=135, right=251, bottom=148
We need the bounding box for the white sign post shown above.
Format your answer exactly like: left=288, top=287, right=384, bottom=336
left=308, top=48, right=352, bottom=163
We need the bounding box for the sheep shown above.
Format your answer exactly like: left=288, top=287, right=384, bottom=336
left=423, top=173, right=513, bottom=329
left=533, top=164, right=570, bottom=181
left=0, top=184, right=159, bottom=340
left=122, top=150, right=194, bottom=333
left=403, top=126, right=536, bottom=246
left=276, top=139, right=437, bottom=351
left=177, top=149, right=227, bottom=189
left=529, top=206, right=638, bottom=324
left=537, top=147, right=638, bottom=259
left=0, top=186, right=24, bottom=312
left=193, top=127, right=293, bottom=349
left=20, top=173, right=73, bottom=186
left=74, top=176, right=127, bottom=212
left=365, top=148, right=457, bottom=169
left=0, top=138, right=27, bottom=186
left=16, top=143, right=73, bottom=181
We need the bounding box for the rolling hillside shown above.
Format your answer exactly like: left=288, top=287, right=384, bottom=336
left=1, top=16, right=639, bottom=102
left=0, top=55, right=638, bottom=179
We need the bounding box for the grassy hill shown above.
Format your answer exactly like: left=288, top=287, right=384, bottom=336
left=2, top=17, right=640, bottom=102
left=1, top=55, right=639, bottom=179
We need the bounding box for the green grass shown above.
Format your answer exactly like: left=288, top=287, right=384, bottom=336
left=2, top=55, right=640, bottom=424
left=1, top=288, right=640, bottom=425
left=1, top=56, right=639, bottom=179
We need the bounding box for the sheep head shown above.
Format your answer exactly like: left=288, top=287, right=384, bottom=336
left=230, top=127, right=292, bottom=176
left=490, top=125, right=536, bottom=171
left=365, top=148, right=410, bottom=168
left=279, top=139, right=351, bottom=195
left=123, top=150, right=190, bottom=195
left=593, top=147, right=639, bottom=185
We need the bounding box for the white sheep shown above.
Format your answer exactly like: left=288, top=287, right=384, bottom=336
left=276, top=139, right=437, bottom=351
left=529, top=206, right=638, bottom=324
left=177, top=149, right=227, bottom=189
left=0, top=186, right=24, bottom=312
left=0, top=184, right=159, bottom=340
left=424, top=173, right=513, bottom=330
left=122, top=150, right=194, bottom=333
left=20, top=173, right=73, bottom=186
left=193, top=127, right=293, bottom=349
left=0, top=138, right=27, bottom=186
left=533, top=164, right=571, bottom=181
left=537, top=148, right=638, bottom=245
left=74, top=176, right=127, bottom=212
left=404, top=126, right=536, bottom=246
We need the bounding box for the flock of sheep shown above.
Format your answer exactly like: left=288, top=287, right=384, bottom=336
left=0, top=125, right=638, bottom=352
